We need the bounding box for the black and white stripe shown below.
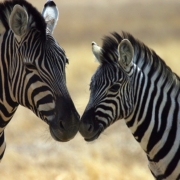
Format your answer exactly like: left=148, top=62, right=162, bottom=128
left=80, top=32, right=180, bottom=179
left=0, top=0, right=79, bottom=161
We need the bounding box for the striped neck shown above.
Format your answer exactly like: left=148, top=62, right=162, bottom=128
left=125, top=43, right=180, bottom=158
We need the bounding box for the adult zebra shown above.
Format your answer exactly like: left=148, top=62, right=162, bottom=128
left=79, top=32, right=180, bottom=180
left=0, top=0, right=80, bottom=161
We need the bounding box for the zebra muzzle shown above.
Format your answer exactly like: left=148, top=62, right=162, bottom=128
left=49, top=111, right=80, bottom=142
left=79, top=121, right=104, bottom=142
left=49, top=122, right=79, bottom=142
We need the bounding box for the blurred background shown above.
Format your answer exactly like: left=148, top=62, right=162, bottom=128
left=1, top=0, right=180, bottom=179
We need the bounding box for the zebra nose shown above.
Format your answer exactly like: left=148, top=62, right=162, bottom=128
left=79, top=122, right=94, bottom=136
left=87, top=123, right=94, bottom=133
left=79, top=107, right=96, bottom=137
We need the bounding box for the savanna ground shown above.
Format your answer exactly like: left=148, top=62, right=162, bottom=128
left=1, top=0, right=180, bottom=180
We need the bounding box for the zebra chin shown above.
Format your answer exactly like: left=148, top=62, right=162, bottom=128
left=85, top=126, right=104, bottom=142
left=49, top=120, right=79, bottom=142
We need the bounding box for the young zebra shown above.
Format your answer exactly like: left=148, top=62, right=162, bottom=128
left=79, top=32, right=180, bottom=180
left=0, top=0, right=80, bottom=161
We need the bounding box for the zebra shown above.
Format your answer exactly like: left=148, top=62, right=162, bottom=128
left=0, top=0, right=80, bottom=161
left=79, top=32, right=180, bottom=180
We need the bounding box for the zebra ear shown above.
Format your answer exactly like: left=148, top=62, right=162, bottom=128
left=118, top=39, right=134, bottom=68
left=92, top=41, right=102, bottom=63
left=42, top=0, right=59, bottom=34
left=9, top=5, right=28, bottom=37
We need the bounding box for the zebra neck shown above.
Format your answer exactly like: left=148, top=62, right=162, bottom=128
left=0, top=31, right=19, bottom=132
left=125, top=58, right=180, bottom=157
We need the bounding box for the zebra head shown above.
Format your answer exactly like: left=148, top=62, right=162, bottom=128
left=6, top=1, right=80, bottom=141
left=79, top=33, right=135, bottom=141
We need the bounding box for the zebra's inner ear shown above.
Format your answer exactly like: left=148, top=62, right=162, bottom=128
left=92, top=42, right=102, bottom=63
left=118, top=39, right=134, bottom=68
left=42, top=1, right=59, bottom=34
left=9, top=5, right=28, bottom=37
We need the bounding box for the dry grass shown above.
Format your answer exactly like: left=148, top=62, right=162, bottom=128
left=1, top=0, right=180, bottom=180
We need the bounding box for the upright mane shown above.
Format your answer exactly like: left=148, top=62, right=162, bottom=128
left=100, top=32, right=180, bottom=82
left=0, top=0, right=46, bottom=38
left=101, top=31, right=159, bottom=65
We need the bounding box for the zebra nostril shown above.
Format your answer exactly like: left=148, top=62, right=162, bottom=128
left=59, top=121, right=66, bottom=130
left=88, top=124, right=93, bottom=132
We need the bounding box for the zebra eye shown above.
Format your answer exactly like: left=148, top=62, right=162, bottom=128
left=24, top=63, right=37, bottom=70
left=109, top=84, right=120, bottom=92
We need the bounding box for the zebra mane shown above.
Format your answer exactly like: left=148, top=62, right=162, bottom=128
left=102, top=32, right=167, bottom=70
left=0, top=0, right=46, bottom=39
left=101, top=31, right=155, bottom=64
left=101, top=31, right=180, bottom=83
